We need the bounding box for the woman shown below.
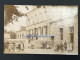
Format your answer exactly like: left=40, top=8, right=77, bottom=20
left=67, top=42, right=72, bottom=52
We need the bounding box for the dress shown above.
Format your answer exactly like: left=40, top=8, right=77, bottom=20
left=67, top=43, right=72, bottom=51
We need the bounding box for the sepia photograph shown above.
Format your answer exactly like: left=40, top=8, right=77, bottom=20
left=4, top=5, right=78, bottom=55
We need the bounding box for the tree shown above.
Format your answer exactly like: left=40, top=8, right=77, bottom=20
left=4, top=5, right=22, bottom=26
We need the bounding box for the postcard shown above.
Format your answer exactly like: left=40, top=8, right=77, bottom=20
left=4, top=5, right=78, bottom=55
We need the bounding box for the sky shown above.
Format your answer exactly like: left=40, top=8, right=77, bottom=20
left=4, top=5, right=34, bottom=32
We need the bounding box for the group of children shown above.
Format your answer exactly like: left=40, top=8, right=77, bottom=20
left=54, top=41, right=73, bottom=53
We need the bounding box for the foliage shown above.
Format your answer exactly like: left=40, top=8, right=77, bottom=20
left=4, top=5, right=22, bottom=26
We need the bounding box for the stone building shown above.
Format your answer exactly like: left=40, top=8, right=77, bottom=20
left=4, top=32, right=10, bottom=39
left=26, top=6, right=78, bottom=53
left=16, top=26, right=26, bottom=39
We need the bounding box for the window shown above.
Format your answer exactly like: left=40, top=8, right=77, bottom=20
left=34, top=28, right=38, bottom=39
left=42, top=27, right=43, bottom=35
left=20, top=34, right=21, bottom=39
left=44, top=26, right=47, bottom=35
left=69, top=26, right=74, bottom=33
left=39, top=27, right=41, bottom=35
left=22, top=34, right=24, bottom=39
left=60, top=28, right=63, bottom=40
left=69, top=26, right=74, bottom=43
left=18, top=35, right=19, bottom=38
left=36, top=28, right=38, bottom=39
left=34, top=28, right=36, bottom=35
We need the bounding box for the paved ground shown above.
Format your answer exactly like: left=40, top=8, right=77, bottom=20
left=4, top=49, right=78, bottom=55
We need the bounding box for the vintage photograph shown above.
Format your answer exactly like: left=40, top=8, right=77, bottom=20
left=4, top=5, right=78, bottom=55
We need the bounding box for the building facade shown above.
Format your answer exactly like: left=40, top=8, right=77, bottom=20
left=4, top=33, right=10, bottom=39
left=16, top=27, right=26, bottom=39
left=26, top=6, right=78, bottom=53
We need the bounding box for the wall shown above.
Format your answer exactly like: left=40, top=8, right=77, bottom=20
left=16, top=30, right=26, bottom=39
